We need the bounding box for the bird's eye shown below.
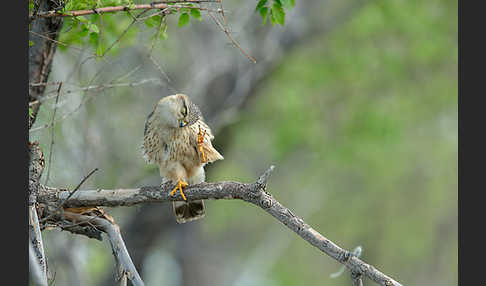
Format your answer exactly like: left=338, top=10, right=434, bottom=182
left=181, top=106, right=187, bottom=117
left=179, top=120, right=188, bottom=128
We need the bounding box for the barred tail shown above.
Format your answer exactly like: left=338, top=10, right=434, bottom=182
left=172, top=200, right=205, bottom=223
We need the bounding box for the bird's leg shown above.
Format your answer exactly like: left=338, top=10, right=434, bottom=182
left=170, top=179, right=188, bottom=201
left=197, top=125, right=207, bottom=163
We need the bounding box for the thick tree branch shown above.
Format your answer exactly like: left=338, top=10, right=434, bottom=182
left=29, top=141, right=45, bottom=205
left=29, top=206, right=48, bottom=286
left=61, top=213, right=145, bottom=286
left=38, top=166, right=402, bottom=286
left=30, top=241, right=48, bottom=286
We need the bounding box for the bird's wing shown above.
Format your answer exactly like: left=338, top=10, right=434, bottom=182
left=144, top=110, right=154, bottom=136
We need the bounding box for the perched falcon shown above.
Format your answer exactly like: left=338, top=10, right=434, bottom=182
left=142, top=94, right=223, bottom=223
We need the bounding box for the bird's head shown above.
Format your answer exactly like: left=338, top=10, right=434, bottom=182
left=153, top=94, right=202, bottom=128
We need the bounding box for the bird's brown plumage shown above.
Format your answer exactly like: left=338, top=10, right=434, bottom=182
left=142, top=94, right=223, bottom=223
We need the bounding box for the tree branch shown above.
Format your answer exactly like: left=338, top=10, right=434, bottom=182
left=38, top=166, right=402, bottom=286
left=29, top=206, right=48, bottom=286
left=61, top=213, right=145, bottom=286
left=30, top=241, right=48, bottom=286
left=33, top=3, right=222, bottom=19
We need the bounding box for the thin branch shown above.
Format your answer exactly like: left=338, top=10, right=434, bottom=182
left=29, top=79, right=161, bottom=133
left=29, top=30, right=90, bottom=55
left=38, top=166, right=402, bottom=286
left=100, top=8, right=150, bottom=57
left=40, top=168, right=99, bottom=223
left=44, top=82, right=63, bottom=185
left=34, top=3, right=222, bottom=18
left=29, top=78, right=162, bottom=107
left=207, top=11, right=256, bottom=63
left=62, top=212, right=144, bottom=286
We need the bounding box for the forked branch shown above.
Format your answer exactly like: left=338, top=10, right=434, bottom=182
left=55, top=212, right=145, bottom=286
left=37, top=166, right=402, bottom=286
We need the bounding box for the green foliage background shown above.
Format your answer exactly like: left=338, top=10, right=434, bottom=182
left=31, top=0, right=457, bottom=285
left=208, top=0, right=457, bottom=284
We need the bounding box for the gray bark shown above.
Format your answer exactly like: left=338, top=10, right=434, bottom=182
left=38, top=166, right=402, bottom=286
left=62, top=212, right=145, bottom=286
left=29, top=207, right=48, bottom=286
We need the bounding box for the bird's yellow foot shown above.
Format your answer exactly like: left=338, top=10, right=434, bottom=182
left=197, top=125, right=207, bottom=163
left=170, top=179, right=188, bottom=201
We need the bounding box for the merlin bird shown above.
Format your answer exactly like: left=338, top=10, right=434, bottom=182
left=142, top=94, right=224, bottom=223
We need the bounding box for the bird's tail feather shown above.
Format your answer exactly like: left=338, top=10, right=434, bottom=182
left=173, top=200, right=205, bottom=223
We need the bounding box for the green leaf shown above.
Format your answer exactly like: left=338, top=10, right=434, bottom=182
left=29, top=107, right=33, bottom=118
left=271, top=2, right=285, bottom=25
left=145, top=17, right=156, bottom=28
left=76, top=16, right=88, bottom=23
left=96, top=44, right=104, bottom=57
left=89, top=23, right=99, bottom=34
left=89, top=32, right=99, bottom=46
left=270, top=10, right=277, bottom=26
left=180, top=7, right=191, bottom=14
left=146, top=15, right=162, bottom=28
left=161, top=31, right=168, bottom=40
left=29, top=40, right=34, bottom=47
left=255, top=0, right=268, bottom=12
left=190, top=9, right=202, bottom=20
left=260, top=7, right=269, bottom=26
left=79, top=25, right=89, bottom=37
left=281, top=0, right=293, bottom=9
left=160, top=24, right=168, bottom=40
left=178, top=13, right=190, bottom=27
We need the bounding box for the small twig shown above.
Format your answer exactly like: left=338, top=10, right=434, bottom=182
left=149, top=13, right=166, bottom=54
left=219, top=0, right=228, bottom=27
left=44, top=82, right=63, bottom=185
left=29, top=30, right=91, bottom=55
left=207, top=11, right=256, bottom=63
left=148, top=55, right=175, bottom=92
left=40, top=168, right=99, bottom=223
left=100, top=9, right=151, bottom=58
left=31, top=78, right=161, bottom=105
left=29, top=79, right=161, bottom=132
left=29, top=81, right=67, bottom=87
left=114, top=65, right=143, bottom=83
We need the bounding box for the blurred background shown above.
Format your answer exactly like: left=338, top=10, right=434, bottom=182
left=29, top=0, right=457, bottom=285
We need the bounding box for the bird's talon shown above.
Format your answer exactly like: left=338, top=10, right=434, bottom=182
left=170, top=179, right=188, bottom=201
left=197, top=125, right=207, bottom=163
